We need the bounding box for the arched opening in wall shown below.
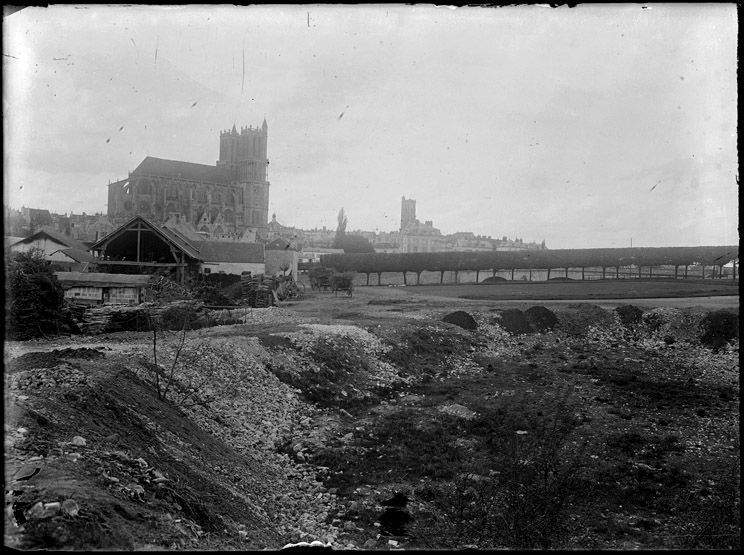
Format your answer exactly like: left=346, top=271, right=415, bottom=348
left=210, top=207, right=219, bottom=223
left=227, top=192, right=235, bottom=206
left=199, top=225, right=210, bottom=234
left=214, top=226, right=224, bottom=236
left=213, top=192, right=222, bottom=204
left=166, top=184, right=178, bottom=200
left=224, top=209, right=235, bottom=223
left=137, top=179, right=153, bottom=195
left=154, top=204, right=163, bottom=218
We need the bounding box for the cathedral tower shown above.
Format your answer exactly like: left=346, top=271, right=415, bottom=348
left=401, top=196, right=416, bottom=231
left=217, top=119, right=270, bottom=236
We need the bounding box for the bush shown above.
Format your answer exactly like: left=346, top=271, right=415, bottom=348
left=6, top=248, right=65, bottom=339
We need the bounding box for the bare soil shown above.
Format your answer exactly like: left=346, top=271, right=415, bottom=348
left=4, top=283, right=740, bottom=550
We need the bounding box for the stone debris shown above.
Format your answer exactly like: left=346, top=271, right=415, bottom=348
left=25, top=501, right=61, bottom=520
left=61, top=499, right=80, bottom=517
left=437, top=403, right=477, bottom=420
left=70, top=436, right=87, bottom=446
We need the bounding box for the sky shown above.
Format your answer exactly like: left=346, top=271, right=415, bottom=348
left=3, top=4, right=738, bottom=249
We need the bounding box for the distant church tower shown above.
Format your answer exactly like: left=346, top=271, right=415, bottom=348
left=401, top=196, right=416, bottom=231
left=217, top=118, right=270, bottom=237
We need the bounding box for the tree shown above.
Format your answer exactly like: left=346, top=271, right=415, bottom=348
left=6, top=248, right=65, bottom=339
left=337, top=234, right=375, bottom=253
left=333, top=207, right=348, bottom=249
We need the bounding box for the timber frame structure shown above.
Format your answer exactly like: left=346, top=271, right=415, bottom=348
left=89, top=216, right=203, bottom=284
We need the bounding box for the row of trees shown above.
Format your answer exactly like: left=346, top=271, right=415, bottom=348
left=320, top=246, right=739, bottom=285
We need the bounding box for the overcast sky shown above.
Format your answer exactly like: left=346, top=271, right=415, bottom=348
left=3, top=4, right=738, bottom=248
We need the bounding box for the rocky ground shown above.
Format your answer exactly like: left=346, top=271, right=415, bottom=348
left=4, top=286, right=740, bottom=550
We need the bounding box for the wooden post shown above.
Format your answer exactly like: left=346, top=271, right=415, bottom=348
left=416, top=271, right=422, bottom=285
left=638, top=266, right=642, bottom=278
left=377, top=272, right=382, bottom=286
left=492, top=268, right=497, bottom=277
left=136, top=226, right=141, bottom=262
left=366, top=273, right=370, bottom=286
left=582, top=267, right=585, bottom=280
left=565, top=267, right=569, bottom=278
left=475, top=269, right=480, bottom=283
left=602, top=267, right=606, bottom=280
left=616, top=266, right=620, bottom=279
left=402, top=271, right=407, bottom=285
left=454, top=270, right=459, bottom=284
left=440, top=270, right=445, bottom=284
left=733, top=261, right=737, bottom=281
left=684, top=265, right=688, bottom=279
left=701, top=265, right=705, bottom=279
left=719, top=264, right=724, bottom=279
left=547, top=268, right=551, bottom=280
left=529, top=269, right=532, bottom=281
left=674, top=265, right=678, bottom=279
left=649, top=266, right=653, bottom=278
left=511, top=268, right=515, bottom=281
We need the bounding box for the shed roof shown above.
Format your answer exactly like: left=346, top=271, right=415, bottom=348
left=55, top=271, right=152, bottom=288
left=10, top=227, right=90, bottom=252
left=53, top=248, right=98, bottom=264
left=132, top=156, right=231, bottom=184
left=89, top=215, right=203, bottom=260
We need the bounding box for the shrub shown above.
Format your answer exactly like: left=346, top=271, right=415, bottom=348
left=6, top=248, right=65, bottom=339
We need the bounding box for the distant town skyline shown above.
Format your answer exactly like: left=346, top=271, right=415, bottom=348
left=4, top=4, right=738, bottom=249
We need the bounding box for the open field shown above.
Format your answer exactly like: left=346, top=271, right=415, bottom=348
left=4, top=283, right=740, bottom=550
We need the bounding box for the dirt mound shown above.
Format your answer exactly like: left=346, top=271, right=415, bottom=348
left=524, top=306, right=558, bottom=332
left=480, top=276, right=507, bottom=284
left=556, top=303, right=615, bottom=335
left=699, top=310, right=739, bottom=351
left=51, top=347, right=105, bottom=360
left=442, top=311, right=478, bottom=330
left=491, top=309, right=533, bottom=335
left=615, top=305, right=644, bottom=328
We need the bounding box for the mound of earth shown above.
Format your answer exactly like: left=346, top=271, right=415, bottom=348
left=442, top=311, right=478, bottom=330
left=479, top=276, right=507, bottom=284
left=556, top=303, right=615, bottom=335
left=615, top=305, right=644, bottom=328
left=491, top=309, right=533, bottom=335
left=699, top=310, right=739, bottom=351
left=524, top=306, right=558, bottom=332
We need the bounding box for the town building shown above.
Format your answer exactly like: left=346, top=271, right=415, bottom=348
left=106, top=121, right=270, bottom=241
left=7, top=228, right=97, bottom=272
left=265, top=237, right=300, bottom=277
